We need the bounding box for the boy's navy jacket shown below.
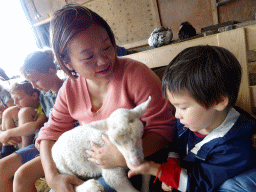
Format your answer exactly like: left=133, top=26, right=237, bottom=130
left=174, top=109, right=256, bottom=192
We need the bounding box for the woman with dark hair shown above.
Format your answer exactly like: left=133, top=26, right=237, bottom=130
left=36, top=4, right=175, bottom=192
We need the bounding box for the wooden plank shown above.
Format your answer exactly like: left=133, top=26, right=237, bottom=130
left=122, top=40, right=148, bottom=50
left=33, top=17, right=52, bottom=26
left=250, top=85, right=256, bottom=107
left=217, top=28, right=251, bottom=113
left=245, top=24, right=256, bottom=51
left=211, top=0, right=219, bottom=25
left=151, top=0, right=162, bottom=26
left=124, top=34, right=220, bottom=68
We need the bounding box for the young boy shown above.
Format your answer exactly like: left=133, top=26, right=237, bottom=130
left=0, top=49, right=64, bottom=192
left=0, top=81, right=43, bottom=157
left=127, top=45, right=256, bottom=192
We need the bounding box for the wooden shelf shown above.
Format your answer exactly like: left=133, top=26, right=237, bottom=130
left=33, top=17, right=52, bottom=27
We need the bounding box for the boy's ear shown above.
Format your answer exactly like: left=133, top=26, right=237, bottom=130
left=214, top=96, right=229, bottom=111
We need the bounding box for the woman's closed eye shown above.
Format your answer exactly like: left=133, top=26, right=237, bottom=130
left=103, top=46, right=111, bottom=51
left=84, top=55, right=93, bottom=60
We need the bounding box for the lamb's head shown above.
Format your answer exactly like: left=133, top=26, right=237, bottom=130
left=90, top=96, right=151, bottom=167
left=108, top=97, right=151, bottom=166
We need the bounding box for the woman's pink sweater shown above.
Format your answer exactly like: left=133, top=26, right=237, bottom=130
left=36, top=58, right=175, bottom=145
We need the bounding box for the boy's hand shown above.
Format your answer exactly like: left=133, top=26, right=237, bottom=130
left=162, top=182, right=173, bottom=191
left=0, top=130, right=11, bottom=143
left=5, top=136, right=22, bottom=145
left=127, top=160, right=161, bottom=178
left=0, top=130, right=21, bottom=145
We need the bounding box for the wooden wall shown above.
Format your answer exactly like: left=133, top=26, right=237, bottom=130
left=158, top=0, right=256, bottom=40
left=24, top=0, right=256, bottom=49
left=83, top=0, right=161, bottom=49
left=158, top=0, right=214, bottom=39
left=218, top=0, right=256, bottom=23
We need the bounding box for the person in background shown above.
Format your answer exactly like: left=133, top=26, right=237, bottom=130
left=0, top=84, right=14, bottom=124
left=127, top=45, right=256, bottom=192
left=36, top=4, right=175, bottom=192
left=0, top=49, right=64, bottom=192
left=0, top=68, right=10, bottom=81
left=0, top=81, right=42, bottom=158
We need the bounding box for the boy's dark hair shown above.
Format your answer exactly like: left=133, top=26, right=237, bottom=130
left=50, top=4, right=116, bottom=79
left=162, top=45, right=242, bottom=109
left=10, top=81, right=40, bottom=97
left=20, top=49, right=56, bottom=76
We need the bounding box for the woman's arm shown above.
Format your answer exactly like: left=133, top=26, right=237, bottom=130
left=40, top=139, right=83, bottom=192
left=142, top=132, right=170, bottom=157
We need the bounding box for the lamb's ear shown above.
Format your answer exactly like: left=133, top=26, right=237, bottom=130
left=89, top=119, right=108, bottom=131
left=132, top=96, right=152, bottom=118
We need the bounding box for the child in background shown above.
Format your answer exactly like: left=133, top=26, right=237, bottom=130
left=127, top=45, right=256, bottom=192
left=0, top=84, right=14, bottom=123
left=0, top=84, right=14, bottom=109
left=0, top=81, right=43, bottom=157
left=0, top=49, right=64, bottom=192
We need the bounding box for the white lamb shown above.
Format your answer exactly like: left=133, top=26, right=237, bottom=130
left=52, top=97, right=152, bottom=192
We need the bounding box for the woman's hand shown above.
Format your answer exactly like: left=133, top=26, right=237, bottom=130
left=35, top=141, right=40, bottom=151
left=47, top=172, right=84, bottom=192
left=86, top=135, right=126, bottom=169
left=162, top=182, right=173, bottom=191
left=40, top=140, right=83, bottom=192
left=127, top=160, right=161, bottom=178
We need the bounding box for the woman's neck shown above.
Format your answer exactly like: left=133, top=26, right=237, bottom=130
left=87, top=78, right=110, bottom=92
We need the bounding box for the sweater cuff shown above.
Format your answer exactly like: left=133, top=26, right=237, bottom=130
left=159, top=157, right=181, bottom=189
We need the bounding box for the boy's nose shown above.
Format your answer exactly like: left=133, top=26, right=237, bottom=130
left=175, top=110, right=182, bottom=119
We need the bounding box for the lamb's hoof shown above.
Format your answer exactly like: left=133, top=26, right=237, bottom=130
left=75, top=179, right=105, bottom=192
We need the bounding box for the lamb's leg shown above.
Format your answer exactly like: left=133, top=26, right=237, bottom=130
left=75, top=179, right=104, bottom=192
left=102, top=167, right=138, bottom=192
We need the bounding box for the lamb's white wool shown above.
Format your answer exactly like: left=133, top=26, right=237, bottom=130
left=75, top=179, right=104, bottom=192
left=52, top=96, right=151, bottom=192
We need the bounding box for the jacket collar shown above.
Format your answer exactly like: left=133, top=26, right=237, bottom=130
left=190, top=108, right=240, bottom=157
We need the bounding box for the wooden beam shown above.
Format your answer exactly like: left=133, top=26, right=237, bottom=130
left=211, top=0, right=219, bottom=25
